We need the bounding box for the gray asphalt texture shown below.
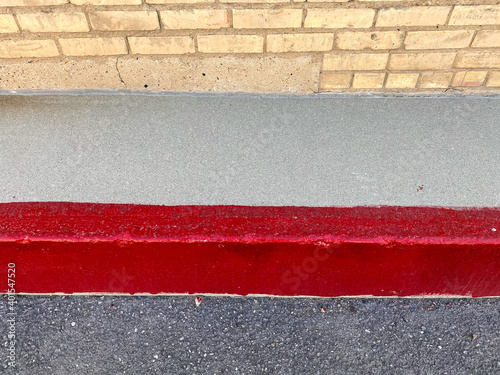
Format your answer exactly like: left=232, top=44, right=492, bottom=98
left=1, top=93, right=500, bottom=206
left=1, top=296, right=499, bottom=374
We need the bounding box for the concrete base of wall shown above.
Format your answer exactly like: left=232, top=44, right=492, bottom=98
left=0, top=55, right=321, bottom=93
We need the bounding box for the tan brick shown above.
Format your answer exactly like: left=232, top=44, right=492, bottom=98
left=486, top=72, right=500, bottom=87
left=129, top=37, right=195, bottom=55
left=336, top=31, right=402, bottom=50
left=198, top=35, right=263, bottom=53
left=148, top=0, right=213, bottom=3
left=389, top=52, right=456, bottom=71
left=160, top=10, right=229, bottom=30
left=376, top=7, right=451, bottom=27
left=419, top=72, right=453, bottom=88
left=472, top=31, right=500, bottom=48
left=405, top=30, right=474, bottom=50
left=385, top=73, right=419, bottom=89
left=0, top=0, right=67, bottom=5
left=456, top=52, right=500, bottom=69
left=0, top=15, right=18, bottom=34
left=449, top=6, right=500, bottom=26
left=297, top=0, right=348, bottom=2
left=222, top=0, right=287, bottom=3
left=60, top=38, right=127, bottom=56
left=305, top=9, right=375, bottom=29
left=267, top=33, right=333, bottom=53
left=89, top=11, right=159, bottom=31
left=320, top=73, right=352, bottom=90
left=72, top=0, right=141, bottom=4
left=323, top=53, right=388, bottom=71
left=352, top=73, right=385, bottom=89
left=17, top=13, right=89, bottom=33
left=452, top=71, right=487, bottom=87
left=233, top=9, right=302, bottom=29
left=0, top=39, right=59, bottom=58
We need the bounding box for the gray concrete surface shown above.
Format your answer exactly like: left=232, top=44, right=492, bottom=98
left=1, top=296, right=499, bottom=374
left=1, top=93, right=499, bottom=207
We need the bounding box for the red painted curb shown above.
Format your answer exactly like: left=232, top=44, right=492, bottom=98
left=1, top=203, right=499, bottom=297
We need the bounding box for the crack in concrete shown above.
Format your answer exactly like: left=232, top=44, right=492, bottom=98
left=115, top=57, right=125, bottom=87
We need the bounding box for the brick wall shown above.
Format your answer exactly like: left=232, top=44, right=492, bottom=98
left=1, top=0, right=500, bottom=92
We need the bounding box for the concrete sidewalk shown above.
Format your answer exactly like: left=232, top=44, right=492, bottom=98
left=1, top=93, right=499, bottom=207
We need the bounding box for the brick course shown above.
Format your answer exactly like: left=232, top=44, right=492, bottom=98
left=59, top=37, right=128, bottom=56
left=160, top=10, right=230, bottom=30
left=89, top=11, right=159, bottom=31
left=17, top=13, right=89, bottom=33
left=129, top=36, right=195, bottom=54
left=0, top=15, right=18, bottom=33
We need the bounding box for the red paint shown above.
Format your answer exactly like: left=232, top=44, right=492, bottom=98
left=0, top=202, right=499, bottom=297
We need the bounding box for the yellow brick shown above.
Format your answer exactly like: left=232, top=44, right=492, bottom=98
left=198, top=35, right=263, bottom=53
left=376, top=7, right=451, bottom=27
left=486, top=72, right=500, bottom=87
left=233, top=9, right=302, bottom=29
left=222, top=0, right=286, bottom=3
left=452, top=71, right=488, bottom=87
left=89, top=11, right=159, bottom=31
left=352, top=73, right=385, bottom=89
left=59, top=38, right=127, bottom=56
left=147, top=0, right=213, bottom=3
left=419, top=72, right=453, bottom=88
left=0, top=0, right=67, bottom=5
left=323, top=53, right=388, bottom=71
left=456, top=52, right=500, bottom=69
left=472, top=31, right=500, bottom=48
left=305, top=9, right=375, bottom=29
left=0, top=39, right=59, bottom=58
left=160, top=10, right=229, bottom=30
left=267, top=33, right=333, bottom=53
left=297, top=0, right=348, bottom=2
left=389, top=52, right=456, bottom=71
left=385, top=73, right=419, bottom=89
left=17, top=13, right=89, bottom=33
left=128, top=37, right=195, bottom=55
left=336, top=31, right=402, bottom=50
left=449, top=6, right=500, bottom=26
left=72, top=0, right=140, bottom=4
left=0, top=15, right=18, bottom=33
left=320, top=73, right=352, bottom=90
left=404, top=30, right=474, bottom=50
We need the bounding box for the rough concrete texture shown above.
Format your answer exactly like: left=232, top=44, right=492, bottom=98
left=118, top=55, right=321, bottom=93
left=0, top=58, right=122, bottom=90
left=1, top=296, right=499, bottom=374
left=0, top=93, right=499, bottom=207
left=0, top=55, right=321, bottom=92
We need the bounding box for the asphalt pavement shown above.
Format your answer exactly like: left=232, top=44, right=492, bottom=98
left=1, top=296, right=499, bottom=374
